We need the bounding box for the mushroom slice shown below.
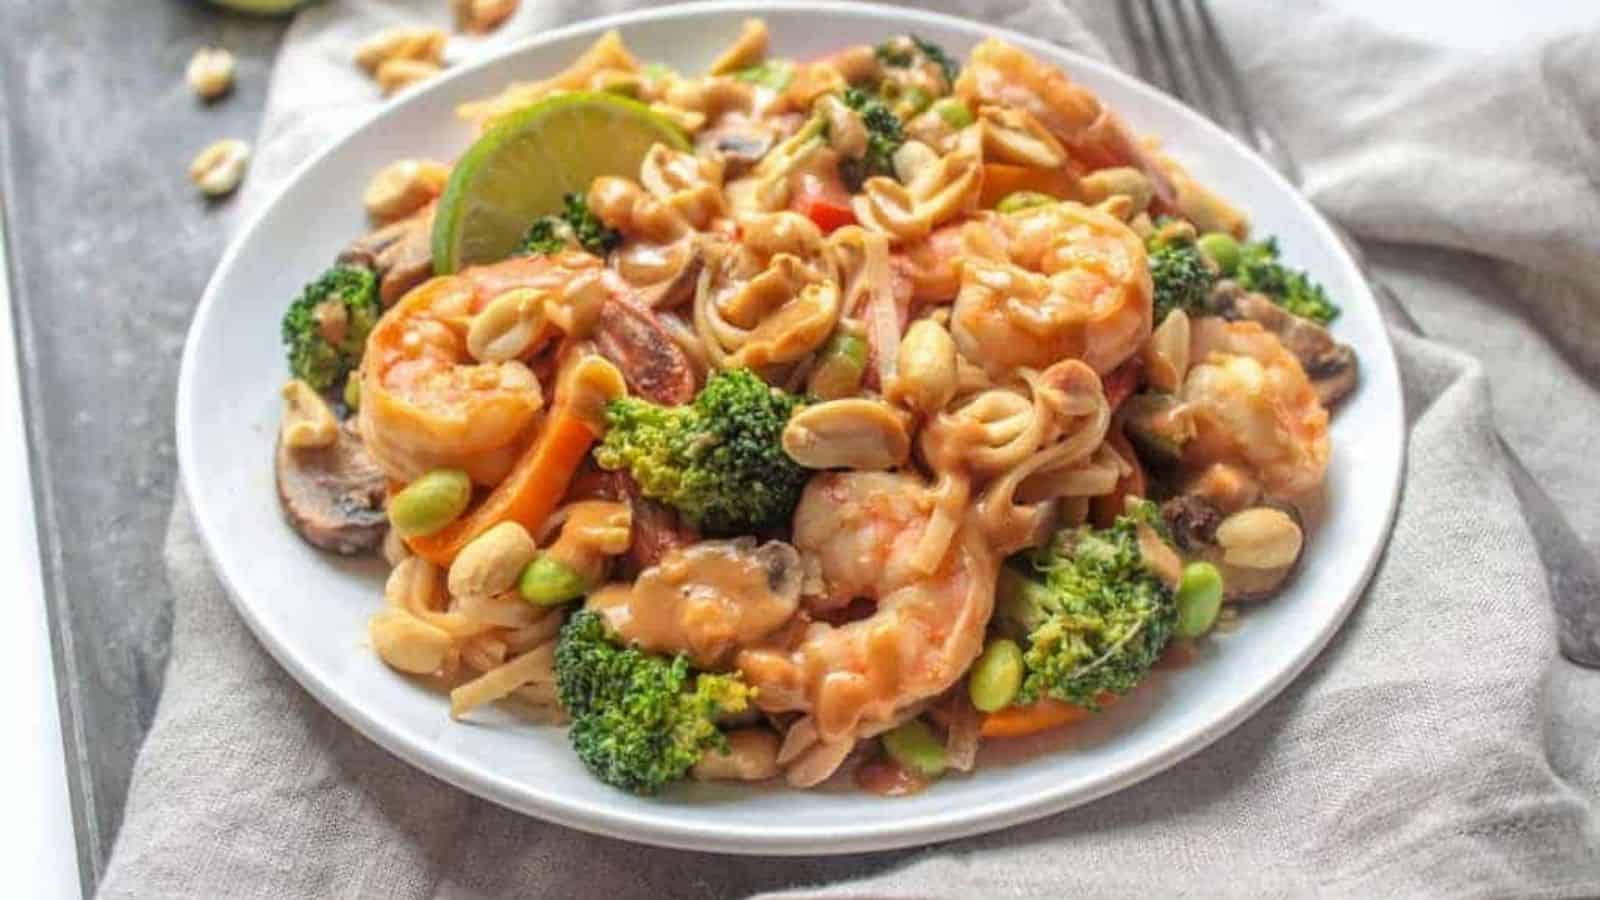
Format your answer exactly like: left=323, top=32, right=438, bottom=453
left=592, top=297, right=698, bottom=405
left=624, top=241, right=706, bottom=310
left=341, top=201, right=436, bottom=307
left=276, top=419, right=387, bottom=555
left=1206, top=280, right=1358, bottom=408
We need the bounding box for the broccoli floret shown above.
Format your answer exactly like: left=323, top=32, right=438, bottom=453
left=280, top=265, right=380, bottom=392
left=1233, top=237, right=1340, bottom=325
left=995, top=501, right=1177, bottom=709
left=1146, top=229, right=1216, bottom=324
left=838, top=87, right=905, bottom=191
left=594, top=368, right=809, bottom=534
left=732, top=59, right=794, bottom=92
left=519, top=192, right=621, bottom=257
left=874, top=35, right=960, bottom=86
left=555, top=611, right=753, bottom=795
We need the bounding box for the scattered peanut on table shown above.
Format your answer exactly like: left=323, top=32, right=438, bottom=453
left=186, top=46, right=235, bottom=100
left=453, top=0, right=519, bottom=34
left=189, top=138, right=250, bottom=197
left=376, top=58, right=444, bottom=96
left=354, top=26, right=447, bottom=73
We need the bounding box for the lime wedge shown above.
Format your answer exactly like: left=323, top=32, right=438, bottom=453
left=432, top=92, right=689, bottom=273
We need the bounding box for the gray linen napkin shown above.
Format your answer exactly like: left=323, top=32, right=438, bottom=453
left=99, top=1, right=1600, bottom=896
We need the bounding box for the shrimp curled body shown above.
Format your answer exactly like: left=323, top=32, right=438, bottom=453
left=1181, top=318, right=1330, bottom=498
left=736, top=472, right=997, bottom=782
left=360, top=253, right=615, bottom=486
left=952, top=201, right=1152, bottom=376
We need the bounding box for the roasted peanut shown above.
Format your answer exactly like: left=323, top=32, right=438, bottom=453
left=189, top=138, right=249, bottom=197
left=370, top=609, right=451, bottom=675
left=376, top=58, right=443, bottom=96
left=382, top=527, right=412, bottom=567
left=1079, top=166, right=1154, bottom=214
left=355, top=26, right=447, bottom=73
left=707, top=18, right=769, bottom=75
left=186, top=47, right=235, bottom=100
left=1215, top=507, right=1303, bottom=569
left=782, top=398, right=911, bottom=470
left=1145, top=307, right=1191, bottom=393
left=279, top=379, right=338, bottom=449
left=895, top=318, right=958, bottom=414
left=452, top=0, right=518, bottom=34
left=364, top=159, right=450, bottom=223
left=467, top=288, right=548, bottom=363
left=448, top=521, right=538, bottom=600
left=979, top=106, right=1067, bottom=169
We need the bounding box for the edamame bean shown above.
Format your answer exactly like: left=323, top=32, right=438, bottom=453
left=900, top=85, right=932, bottom=116
left=343, top=374, right=361, bottom=411
left=388, top=469, right=472, bottom=538
left=880, top=719, right=946, bottom=778
left=995, top=190, right=1057, bottom=214
left=807, top=331, right=868, bottom=400
left=1197, top=232, right=1242, bottom=276
left=968, top=639, right=1024, bottom=713
left=1175, top=561, right=1225, bottom=638
left=518, top=554, right=590, bottom=606
left=930, top=97, right=973, bottom=129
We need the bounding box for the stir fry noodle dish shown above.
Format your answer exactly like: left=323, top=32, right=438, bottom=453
left=272, top=21, right=1360, bottom=797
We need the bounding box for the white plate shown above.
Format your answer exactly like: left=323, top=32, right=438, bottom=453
left=177, top=1, right=1404, bottom=855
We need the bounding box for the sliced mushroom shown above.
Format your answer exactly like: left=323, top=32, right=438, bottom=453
left=598, top=470, right=700, bottom=577
left=626, top=241, right=706, bottom=310
left=695, top=124, right=779, bottom=180
left=1160, top=494, right=1305, bottom=602
left=276, top=419, right=387, bottom=555
left=592, top=297, right=698, bottom=405
left=340, top=202, right=436, bottom=307
left=1206, top=280, right=1359, bottom=408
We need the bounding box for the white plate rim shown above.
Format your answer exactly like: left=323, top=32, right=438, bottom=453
left=176, top=0, right=1406, bottom=855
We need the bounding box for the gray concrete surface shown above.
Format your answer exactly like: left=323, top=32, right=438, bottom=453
left=0, top=1, right=287, bottom=890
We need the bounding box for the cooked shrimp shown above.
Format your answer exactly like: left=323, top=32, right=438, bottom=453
left=955, top=38, right=1176, bottom=207
left=1181, top=318, right=1330, bottom=498
left=359, top=252, right=617, bottom=485
left=951, top=201, right=1152, bottom=376
left=737, top=472, right=997, bottom=767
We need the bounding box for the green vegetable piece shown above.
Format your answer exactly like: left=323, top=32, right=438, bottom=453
left=838, top=87, right=905, bottom=192
left=641, top=62, right=676, bottom=83
left=343, top=374, right=362, bottom=411
left=1146, top=229, right=1216, bottom=324
left=555, top=610, right=753, bottom=794
left=280, top=265, right=380, bottom=392
left=880, top=719, right=946, bottom=778
left=899, top=85, right=932, bottom=117
left=1233, top=237, right=1341, bottom=324
left=969, top=639, right=1024, bottom=713
left=595, top=368, right=809, bottom=534
left=518, top=554, right=590, bottom=607
left=930, top=97, right=973, bottom=129
left=995, top=501, right=1178, bottom=709
left=808, top=331, right=868, bottom=399
left=733, top=60, right=794, bottom=92
left=874, top=35, right=959, bottom=86
left=1196, top=231, right=1242, bottom=276
left=388, top=469, right=472, bottom=538
left=996, top=190, right=1058, bottom=214
left=520, top=191, right=621, bottom=257
left=1174, top=562, right=1224, bottom=639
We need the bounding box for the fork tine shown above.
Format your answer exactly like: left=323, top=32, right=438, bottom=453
left=1166, top=0, right=1239, bottom=131
left=1133, top=0, right=1183, bottom=97
left=1113, top=2, right=1160, bottom=88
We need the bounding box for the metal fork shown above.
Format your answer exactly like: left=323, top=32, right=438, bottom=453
left=1118, top=0, right=1600, bottom=668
